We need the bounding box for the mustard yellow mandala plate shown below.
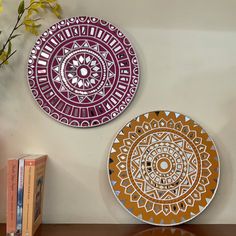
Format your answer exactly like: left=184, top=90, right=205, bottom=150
left=108, top=111, right=220, bottom=225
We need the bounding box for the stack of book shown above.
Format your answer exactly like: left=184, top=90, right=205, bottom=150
left=6, top=155, right=47, bottom=236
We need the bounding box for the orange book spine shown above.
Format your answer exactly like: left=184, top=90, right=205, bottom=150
left=6, top=160, right=18, bottom=234
left=22, top=155, right=47, bottom=236
left=22, top=160, right=36, bottom=236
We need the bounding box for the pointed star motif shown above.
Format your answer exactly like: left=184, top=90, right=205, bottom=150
left=109, top=111, right=219, bottom=225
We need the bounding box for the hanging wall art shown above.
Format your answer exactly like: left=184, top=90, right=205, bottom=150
left=108, top=111, right=220, bottom=225
left=28, top=16, right=140, bottom=127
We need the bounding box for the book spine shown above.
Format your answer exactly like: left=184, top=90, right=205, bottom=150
left=22, top=160, right=36, bottom=236
left=32, top=156, right=47, bottom=235
left=16, top=159, right=25, bottom=234
left=6, top=160, right=18, bottom=234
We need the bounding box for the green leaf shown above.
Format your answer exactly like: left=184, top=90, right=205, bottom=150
left=0, top=51, right=8, bottom=64
left=28, top=8, right=39, bottom=16
left=7, top=41, right=12, bottom=56
left=18, top=0, right=25, bottom=15
left=10, top=34, right=21, bottom=40
left=0, top=0, right=3, bottom=14
left=32, top=24, right=42, bottom=28
left=51, top=3, right=62, bottom=18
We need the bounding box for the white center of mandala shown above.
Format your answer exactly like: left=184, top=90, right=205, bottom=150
left=80, top=67, right=88, bottom=76
left=160, top=161, right=168, bottom=170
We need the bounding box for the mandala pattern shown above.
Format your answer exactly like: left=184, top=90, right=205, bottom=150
left=108, top=111, right=220, bottom=225
left=28, top=17, right=139, bottom=127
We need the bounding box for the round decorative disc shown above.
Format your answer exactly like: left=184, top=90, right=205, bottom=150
left=108, top=111, right=220, bottom=225
left=28, top=16, right=139, bottom=127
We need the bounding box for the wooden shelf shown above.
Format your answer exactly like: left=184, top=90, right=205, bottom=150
left=1, top=224, right=236, bottom=236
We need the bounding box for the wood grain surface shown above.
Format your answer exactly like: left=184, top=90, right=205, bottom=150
left=1, top=224, right=236, bottom=236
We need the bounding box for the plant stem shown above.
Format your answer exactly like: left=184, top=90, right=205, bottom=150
left=0, top=1, right=60, bottom=67
left=0, top=1, right=41, bottom=65
left=15, top=22, right=24, bottom=30
left=0, top=14, right=24, bottom=54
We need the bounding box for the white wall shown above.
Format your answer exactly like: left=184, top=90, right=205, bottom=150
left=0, top=0, right=236, bottom=224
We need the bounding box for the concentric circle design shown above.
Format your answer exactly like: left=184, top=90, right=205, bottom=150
left=108, top=111, right=220, bottom=225
left=28, top=16, right=140, bottom=127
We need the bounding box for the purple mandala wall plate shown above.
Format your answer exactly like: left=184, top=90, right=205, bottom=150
left=28, top=16, right=140, bottom=127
